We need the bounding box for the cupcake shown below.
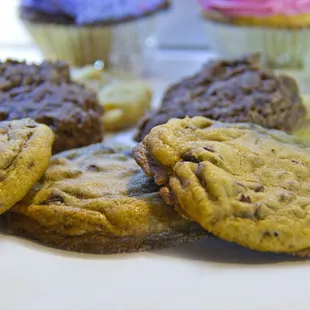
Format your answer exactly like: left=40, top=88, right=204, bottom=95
left=198, top=0, right=310, bottom=69
left=19, top=0, right=170, bottom=73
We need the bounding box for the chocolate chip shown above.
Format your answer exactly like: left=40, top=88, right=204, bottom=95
left=182, top=152, right=200, bottom=163
left=255, top=184, right=264, bottom=192
left=203, top=145, right=215, bottom=152
left=26, top=124, right=37, bottom=129
left=263, top=231, right=279, bottom=238
left=218, top=154, right=224, bottom=161
left=239, top=194, right=251, bottom=203
left=28, top=161, right=35, bottom=169
left=88, top=164, right=100, bottom=172
left=288, top=181, right=299, bottom=190
left=235, top=181, right=247, bottom=190
left=47, top=194, right=64, bottom=205
left=184, top=124, right=197, bottom=130
left=279, top=192, right=296, bottom=202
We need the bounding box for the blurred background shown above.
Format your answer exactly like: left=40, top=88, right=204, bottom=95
left=2, top=0, right=310, bottom=87
left=0, top=0, right=208, bottom=59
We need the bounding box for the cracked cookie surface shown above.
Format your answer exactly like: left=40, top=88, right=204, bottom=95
left=135, top=54, right=305, bottom=142
left=5, top=143, right=206, bottom=254
left=0, top=59, right=103, bottom=154
left=0, top=118, right=54, bottom=214
left=133, top=116, right=310, bottom=254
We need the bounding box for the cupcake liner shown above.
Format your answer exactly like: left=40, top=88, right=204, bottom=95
left=203, top=19, right=310, bottom=69
left=23, top=21, right=112, bottom=67
left=22, top=16, right=157, bottom=74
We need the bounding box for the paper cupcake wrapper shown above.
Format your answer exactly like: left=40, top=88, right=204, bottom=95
left=203, top=20, right=310, bottom=69
left=22, top=17, right=157, bottom=74
left=23, top=21, right=111, bottom=67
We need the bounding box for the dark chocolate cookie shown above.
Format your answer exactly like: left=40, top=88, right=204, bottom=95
left=0, top=60, right=103, bottom=153
left=135, top=54, right=305, bottom=141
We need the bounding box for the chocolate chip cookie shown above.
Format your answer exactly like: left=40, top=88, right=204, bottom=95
left=135, top=54, right=305, bottom=141
left=0, top=118, right=54, bottom=214
left=5, top=143, right=206, bottom=254
left=0, top=60, right=103, bottom=153
left=133, top=116, right=310, bottom=254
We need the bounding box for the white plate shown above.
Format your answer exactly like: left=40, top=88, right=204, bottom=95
left=1, top=50, right=310, bottom=310
left=1, top=233, right=310, bottom=310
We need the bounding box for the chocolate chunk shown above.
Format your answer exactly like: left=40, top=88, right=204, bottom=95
left=28, top=161, right=35, bottom=169
left=255, top=184, right=264, bottom=192
left=203, top=145, right=215, bottom=152
left=239, top=194, right=252, bottom=203
left=263, top=231, right=279, bottom=237
left=47, top=194, right=64, bottom=205
left=87, top=164, right=101, bottom=172
left=182, top=151, right=200, bottom=163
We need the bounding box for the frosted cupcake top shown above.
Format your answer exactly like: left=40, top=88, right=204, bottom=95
left=21, top=0, right=168, bottom=25
left=198, top=0, right=310, bottom=16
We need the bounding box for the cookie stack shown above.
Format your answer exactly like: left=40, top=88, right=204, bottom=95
left=1, top=55, right=310, bottom=257
left=3, top=140, right=205, bottom=254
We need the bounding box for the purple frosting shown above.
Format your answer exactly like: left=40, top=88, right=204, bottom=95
left=21, top=0, right=167, bottom=24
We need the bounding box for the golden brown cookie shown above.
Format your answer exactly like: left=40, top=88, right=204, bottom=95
left=5, top=143, right=206, bottom=254
left=0, top=118, right=54, bottom=214
left=99, top=81, right=152, bottom=131
left=133, top=116, right=310, bottom=254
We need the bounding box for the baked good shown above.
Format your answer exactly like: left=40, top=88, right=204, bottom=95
left=19, top=0, right=170, bottom=71
left=4, top=143, right=206, bottom=254
left=71, top=65, right=107, bottom=92
left=0, top=118, right=54, bottom=214
left=135, top=55, right=305, bottom=141
left=198, top=0, right=310, bottom=68
left=133, top=116, right=310, bottom=254
left=200, top=0, right=310, bottom=27
left=99, top=81, right=152, bottom=131
left=0, top=59, right=103, bottom=154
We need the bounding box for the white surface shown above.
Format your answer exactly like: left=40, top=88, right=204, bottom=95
left=1, top=49, right=310, bottom=310
left=1, top=235, right=310, bottom=310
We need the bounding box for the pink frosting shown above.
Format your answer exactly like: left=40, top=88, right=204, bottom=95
left=198, top=0, right=310, bottom=17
